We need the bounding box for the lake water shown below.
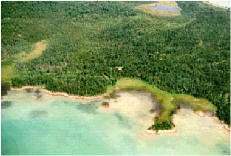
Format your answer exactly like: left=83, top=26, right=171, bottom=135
left=1, top=90, right=230, bottom=155
left=150, top=5, right=180, bottom=12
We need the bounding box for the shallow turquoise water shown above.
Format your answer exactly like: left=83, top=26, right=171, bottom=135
left=1, top=90, right=230, bottom=155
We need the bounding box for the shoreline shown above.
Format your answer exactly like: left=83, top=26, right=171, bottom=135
left=144, top=110, right=230, bottom=136
left=145, top=128, right=178, bottom=136
left=11, top=86, right=104, bottom=102
left=10, top=86, right=230, bottom=135
left=195, top=111, right=231, bottom=133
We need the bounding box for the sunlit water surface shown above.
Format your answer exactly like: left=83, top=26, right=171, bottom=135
left=1, top=90, right=230, bottom=155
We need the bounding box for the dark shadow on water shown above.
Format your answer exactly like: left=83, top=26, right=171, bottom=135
left=34, top=89, right=41, bottom=94
left=215, top=143, right=230, bottom=155
left=114, top=112, right=124, bottom=121
left=50, top=99, right=101, bottom=114
left=34, top=89, right=42, bottom=99
left=149, top=97, right=161, bottom=116
left=1, top=101, right=12, bottom=109
left=29, top=110, right=48, bottom=118
left=36, top=94, right=42, bottom=99
left=75, top=100, right=102, bottom=114
left=114, top=112, right=132, bottom=128
left=76, top=103, right=98, bottom=114
left=50, top=100, right=78, bottom=107
left=25, top=88, right=33, bottom=93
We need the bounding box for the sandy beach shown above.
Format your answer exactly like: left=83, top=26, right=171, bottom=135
left=11, top=86, right=104, bottom=102
left=101, top=91, right=159, bottom=129
left=11, top=86, right=230, bottom=137
left=3, top=88, right=230, bottom=155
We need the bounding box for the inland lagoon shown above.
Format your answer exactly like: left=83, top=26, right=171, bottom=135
left=150, top=5, right=180, bottom=12
left=1, top=90, right=230, bottom=155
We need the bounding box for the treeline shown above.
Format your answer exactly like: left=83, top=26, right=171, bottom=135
left=2, top=2, right=230, bottom=124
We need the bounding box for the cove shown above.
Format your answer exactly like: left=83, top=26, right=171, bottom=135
left=1, top=90, right=230, bottom=155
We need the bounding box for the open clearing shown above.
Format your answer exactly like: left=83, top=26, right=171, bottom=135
left=17, top=40, right=47, bottom=63
left=1, top=65, right=15, bottom=82
left=2, top=41, right=47, bottom=82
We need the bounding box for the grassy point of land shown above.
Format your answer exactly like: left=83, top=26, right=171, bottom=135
left=105, top=78, right=217, bottom=130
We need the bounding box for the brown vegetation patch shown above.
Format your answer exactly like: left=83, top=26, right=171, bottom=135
left=18, top=40, right=46, bottom=63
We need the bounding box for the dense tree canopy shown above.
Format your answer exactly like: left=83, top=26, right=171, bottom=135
left=1, top=2, right=230, bottom=124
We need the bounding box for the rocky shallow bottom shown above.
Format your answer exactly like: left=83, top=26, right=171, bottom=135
left=1, top=89, right=230, bottom=155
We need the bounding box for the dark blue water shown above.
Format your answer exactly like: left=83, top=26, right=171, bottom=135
left=150, top=5, right=180, bottom=12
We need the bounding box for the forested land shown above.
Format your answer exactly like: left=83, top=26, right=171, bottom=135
left=1, top=2, right=230, bottom=126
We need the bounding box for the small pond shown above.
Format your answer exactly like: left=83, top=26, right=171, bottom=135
left=150, top=5, right=180, bottom=12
